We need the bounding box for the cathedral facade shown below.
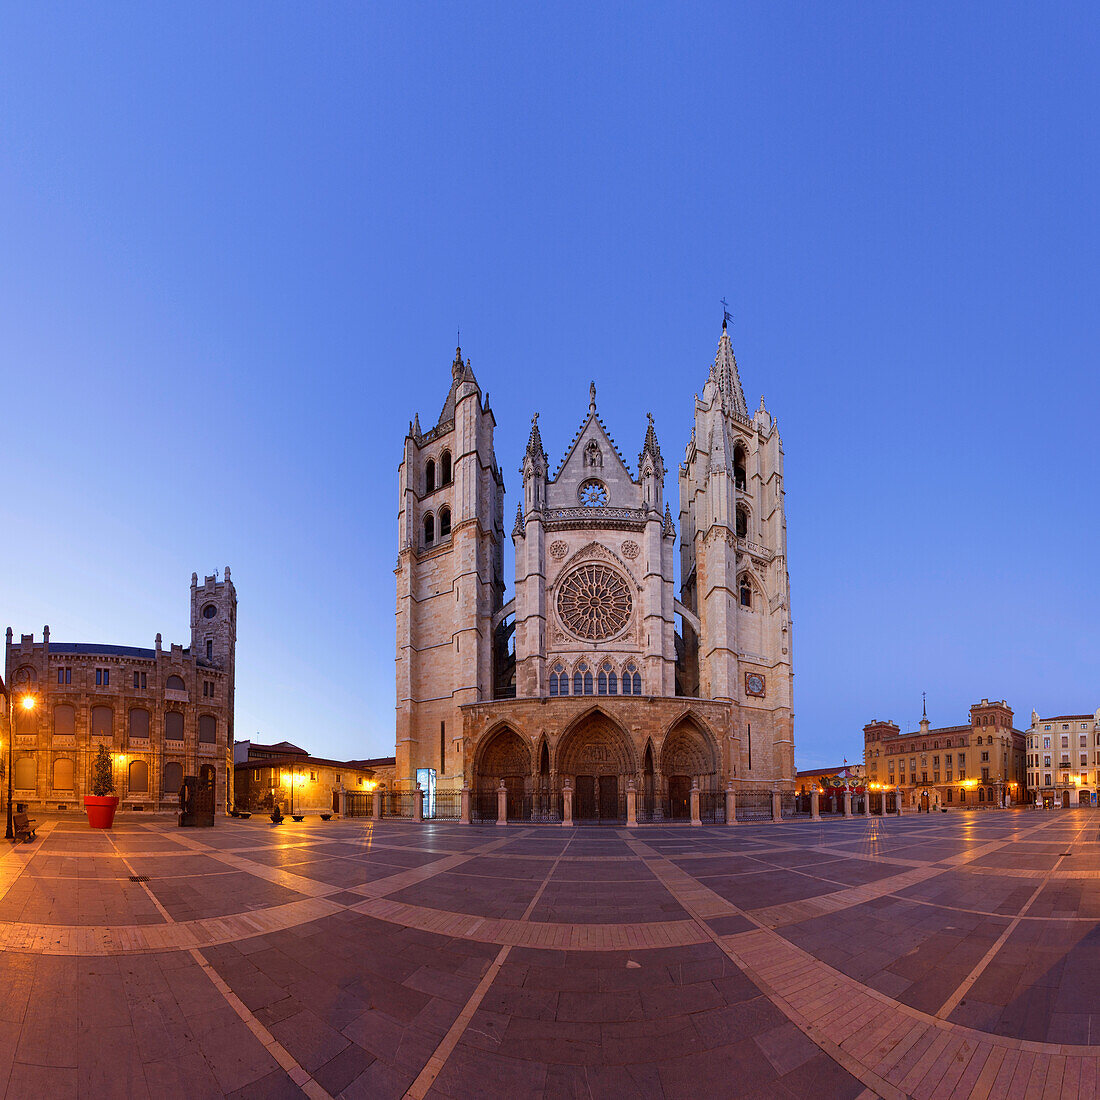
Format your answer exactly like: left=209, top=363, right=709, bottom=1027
left=395, top=322, right=794, bottom=820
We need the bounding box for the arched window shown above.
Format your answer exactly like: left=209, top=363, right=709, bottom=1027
left=736, top=506, right=748, bottom=539
left=129, top=760, right=149, bottom=793
left=623, top=663, right=641, bottom=695
left=54, top=704, right=75, bottom=739
left=14, top=757, right=35, bottom=790
left=608, top=669, right=618, bottom=695
left=733, top=444, right=747, bottom=490
left=739, top=575, right=752, bottom=608
left=978, top=787, right=985, bottom=802
left=549, top=664, right=568, bottom=696
left=162, top=760, right=183, bottom=793
left=129, top=707, right=150, bottom=740
left=166, top=675, right=186, bottom=692
left=164, top=711, right=184, bottom=740
left=53, top=758, right=74, bottom=790
left=425, top=459, right=436, bottom=494
left=91, top=705, right=113, bottom=738
left=440, top=452, right=452, bottom=485
left=424, top=514, right=435, bottom=545
left=14, top=665, right=37, bottom=683
left=439, top=508, right=451, bottom=538
left=573, top=663, right=586, bottom=696
left=598, top=669, right=608, bottom=695
left=199, top=715, right=217, bottom=743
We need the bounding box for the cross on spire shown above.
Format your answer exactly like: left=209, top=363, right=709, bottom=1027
left=720, top=297, right=732, bottom=329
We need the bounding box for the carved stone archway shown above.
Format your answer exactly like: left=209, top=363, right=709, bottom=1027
left=556, top=710, right=637, bottom=822
left=475, top=726, right=532, bottom=819
left=660, top=718, right=720, bottom=817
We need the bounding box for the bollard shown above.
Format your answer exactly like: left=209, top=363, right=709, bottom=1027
left=811, top=788, right=821, bottom=821
left=460, top=786, right=471, bottom=825
left=690, top=779, right=701, bottom=827
left=726, top=782, right=737, bottom=826
left=562, top=780, right=573, bottom=826
left=496, top=779, right=508, bottom=825
left=626, top=780, right=637, bottom=828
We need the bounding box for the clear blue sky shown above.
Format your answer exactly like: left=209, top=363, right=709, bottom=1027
left=2, top=4, right=1097, bottom=768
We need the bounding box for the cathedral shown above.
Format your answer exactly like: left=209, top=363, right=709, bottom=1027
left=395, top=320, right=794, bottom=820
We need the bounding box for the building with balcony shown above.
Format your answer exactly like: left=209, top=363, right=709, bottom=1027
left=1025, top=709, right=1100, bottom=806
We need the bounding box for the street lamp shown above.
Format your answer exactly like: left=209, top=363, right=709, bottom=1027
left=5, top=689, right=36, bottom=840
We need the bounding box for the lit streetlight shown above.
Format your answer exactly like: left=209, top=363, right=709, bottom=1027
left=4, top=686, right=36, bottom=840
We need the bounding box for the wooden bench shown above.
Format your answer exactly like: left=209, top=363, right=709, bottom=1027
left=13, top=813, right=37, bottom=843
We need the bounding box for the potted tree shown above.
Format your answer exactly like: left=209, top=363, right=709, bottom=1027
left=84, top=744, right=120, bottom=829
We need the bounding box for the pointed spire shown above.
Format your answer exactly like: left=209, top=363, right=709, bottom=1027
left=411, top=413, right=421, bottom=438
left=638, top=412, right=664, bottom=477
left=589, top=381, right=597, bottom=413
left=710, top=322, right=749, bottom=419
left=708, top=411, right=732, bottom=475
left=512, top=502, right=525, bottom=537
left=525, top=412, right=548, bottom=467
left=663, top=502, right=675, bottom=537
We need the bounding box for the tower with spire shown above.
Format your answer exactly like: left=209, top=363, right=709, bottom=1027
left=395, top=345, right=505, bottom=787
left=677, top=317, right=794, bottom=785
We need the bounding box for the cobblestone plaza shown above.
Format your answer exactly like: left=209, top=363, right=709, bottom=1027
left=1, top=811, right=1099, bottom=1098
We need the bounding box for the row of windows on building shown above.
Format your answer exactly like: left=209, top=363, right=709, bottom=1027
left=424, top=453, right=452, bottom=495
left=15, top=704, right=220, bottom=742
left=870, top=733, right=1000, bottom=758
left=548, top=661, right=643, bottom=697
left=13, top=756, right=192, bottom=794
left=1030, top=732, right=1097, bottom=751
left=52, top=667, right=204, bottom=693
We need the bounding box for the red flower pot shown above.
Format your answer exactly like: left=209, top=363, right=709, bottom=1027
left=84, top=795, right=120, bottom=829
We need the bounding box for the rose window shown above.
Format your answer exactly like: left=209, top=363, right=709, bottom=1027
left=578, top=480, right=608, bottom=507
left=556, top=563, right=632, bottom=641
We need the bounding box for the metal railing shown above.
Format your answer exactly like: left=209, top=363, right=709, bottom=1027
left=472, top=789, right=498, bottom=823
left=429, top=790, right=462, bottom=820
left=382, top=791, right=414, bottom=818
left=735, top=790, right=773, bottom=821
left=699, top=790, right=726, bottom=823
left=781, top=791, right=807, bottom=818
left=345, top=792, right=372, bottom=818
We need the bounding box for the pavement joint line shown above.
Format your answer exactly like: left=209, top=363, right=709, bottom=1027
left=104, top=830, right=335, bottom=1100
left=402, top=833, right=574, bottom=1100
left=933, top=819, right=1092, bottom=1020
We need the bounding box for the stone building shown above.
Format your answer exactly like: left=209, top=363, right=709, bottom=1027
left=1025, top=709, right=1100, bottom=807
left=395, top=322, right=795, bottom=820
left=4, top=570, right=236, bottom=814
left=232, top=740, right=396, bottom=815
left=863, top=698, right=1027, bottom=810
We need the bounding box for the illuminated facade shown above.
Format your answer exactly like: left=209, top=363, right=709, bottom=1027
left=395, top=322, right=795, bottom=820
left=1025, top=709, right=1100, bottom=807
left=863, top=698, right=1027, bottom=810
left=4, top=570, right=236, bottom=814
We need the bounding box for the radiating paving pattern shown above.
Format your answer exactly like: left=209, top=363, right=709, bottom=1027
left=0, top=810, right=1097, bottom=1097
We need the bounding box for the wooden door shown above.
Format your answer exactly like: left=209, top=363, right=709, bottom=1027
left=576, top=775, right=597, bottom=820
left=598, top=775, right=618, bottom=820
left=668, top=775, right=691, bottom=820
left=920, top=792, right=929, bottom=812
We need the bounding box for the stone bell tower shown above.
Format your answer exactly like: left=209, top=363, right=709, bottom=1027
left=191, top=568, right=237, bottom=747
left=395, top=346, right=505, bottom=789
left=678, top=320, right=794, bottom=785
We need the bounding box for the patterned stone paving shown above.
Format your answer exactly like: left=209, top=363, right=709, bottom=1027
left=1, top=809, right=1099, bottom=1097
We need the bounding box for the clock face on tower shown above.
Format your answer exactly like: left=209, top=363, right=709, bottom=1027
left=578, top=479, right=608, bottom=508
left=745, top=673, right=766, bottom=697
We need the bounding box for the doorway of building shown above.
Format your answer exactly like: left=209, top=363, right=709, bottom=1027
left=668, top=775, right=691, bottom=819
left=920, top=791, right=930, bottom=812
left=1062, top=790, right=1070, bottom=808
left=575, top=774, right=619, bottom=821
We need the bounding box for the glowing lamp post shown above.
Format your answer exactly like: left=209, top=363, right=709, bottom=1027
left=5, top=690, right=36, bottom=840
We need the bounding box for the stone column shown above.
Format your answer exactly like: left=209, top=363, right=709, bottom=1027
left=413, top=784, right=424, bottom=823
left=460, top=786, right=471, bottom=825
left=771, top=788, right=782, bottom=823
left=842, top=789, right=852, bottom=816
left=496, top=779, right=507, bottom=825
left=725, top=781, right=737, bottom=826
left=895, top=787, right=904, bottom=815
left=690, top=779, right=701, bottom=827
left=653, top=770, right=664, bottom=821
left=626, top=779, right=637, bottom=828
left=562, top=779, right=573, bottom=827
left=371, top=788, right=382, bottom=820
left=810, top=788, right=820, bottom=821
left=338, top=785, right=347, bottom=818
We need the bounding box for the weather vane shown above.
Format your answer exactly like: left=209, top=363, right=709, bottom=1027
left=720, top=297, right=732, bottom=327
